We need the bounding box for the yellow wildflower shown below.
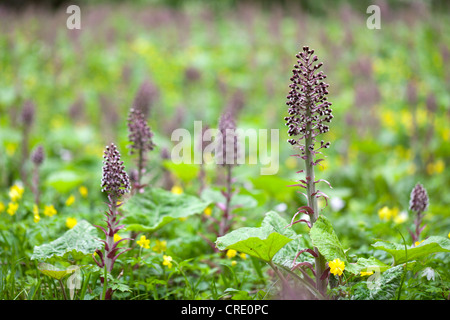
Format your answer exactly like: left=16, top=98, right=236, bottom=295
left=9, top=184, right=24, bottom=202
left=7, top=202, right=19, bottom=216
left=0, top=201, right=5, bottom=213
left=226, top=249, right=237, bottom=259
left=33, top=204, right=40, bottom=223
left=79, top=186, right=88, bottom=198
left=65, top=217, right=77, bottom=229
left=171, top=185, right=183, bottom=195
left=204, top=207, right=212, bottom=216
left=448, top=232, right=450, bottom=239
left=231, top=260, right=237, bottom=267
left=414, top=240, right=424, bottom=247
left=114, top=234, right=122, bottom=242
left=239, top=253, right=247, bottom=260
left=65, top=195, right=75, bottom=206
left=378, top=206, right=399, bottom=222
left=329, top=258, right=345, bottom=276
left=152, top=239, right=167, bottom=253
left=360, top=271, right=374, bottom=277
left=137, top=235, right=150, bottom=249
left=43, top=205, right=57, bottom=217
left=163, top=255, right=173, bottom=269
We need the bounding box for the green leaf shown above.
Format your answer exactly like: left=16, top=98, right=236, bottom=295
left=123, top=188, right=210, bottom=233
left=162, top=161, right=199, bottom=183
left=31, top=220, right=102, bottom=261
left=372, top=236, right=450, bottom=265
left=351, top=265, right=405, bottom=300
left=45, top=170, right=85, bottom=193
left=37, top=262, right=75, bottom=280
left=310, top=215, right=359, bottom=274
left=216, top=211, right=293, bottom=263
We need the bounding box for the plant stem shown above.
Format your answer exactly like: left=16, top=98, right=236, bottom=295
left=58, top=279, right=67, bottom=300
left=304, top=101, right=328, bottom=296
left=101, top=264, right=108, bottom=300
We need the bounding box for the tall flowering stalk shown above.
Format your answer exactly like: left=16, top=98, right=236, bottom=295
left=127, top=108, right=155, bottom=192
left=285, top=46, right=333, bottom=295
left=216, top=111, right=239, bottom=237
left=30, top=145, right=44, bottom=205
left=93, top=143, right=131, bottom=300
left=409, top=183, right=429, bottom=246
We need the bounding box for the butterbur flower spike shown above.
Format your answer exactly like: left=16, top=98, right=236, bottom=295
left=95, top=143, right=132, bottom=300
left=217, top=111, right=239, bottom=167
left=409, top=183, right=429, bottom=245
left=127, top=108, right=155, bottom=190
left=409, top=183, right=429, bottom=215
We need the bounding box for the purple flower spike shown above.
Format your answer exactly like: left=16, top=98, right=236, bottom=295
left=217, top=111, right=239, bottom=167
left=101, top=143, right=131, bottom=199
left=127, top=108, right=155, bottom=156
left=285, top=46, right=333, bottom=148
left=409, top=183, right=429, bottom=214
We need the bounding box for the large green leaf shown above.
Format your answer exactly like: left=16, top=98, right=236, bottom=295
left=216, top=211, right=293, bottom=263
left=123, top=188, right=210, bottom=232
left=372, top=236, right=450, bottom=265
left=31, top=220, right=101, bottom=261
left=310, top=215, right=355, bottom=272
left=45, top=170, right=85, bottom=193
left=37, top=263, right=76, bottom=280
left=351, top=265, right=405, bottom=300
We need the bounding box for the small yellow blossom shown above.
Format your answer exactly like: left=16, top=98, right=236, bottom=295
left=360, top=271, right=374, bottom=277
left=153, top=239, right=167, bottom=253
left=137, top=235, right=150, bottom=249
left=9, top=184, right=24, bottom=202
left=79, top=186, right=88, bottom=198
left=231, top=260, right=237, bottom=267
left=226, top=249, right=237, bottom=259
left=171, top=185, right=183, bottom=195
left=448, top=232, right=450, bottom=239
left=0, top=201, right=5, bottom=213
left=378, top=206, right=399, bottom=222
left=414, top=240, right=424, bottom=247
left=329, top=258, right=345, bottom=276
left=65, top=195, right=75, bottom=206
left=239, top=253, right=247, bottom=260
left=204, top=207, right=212, bottom=216
left=66, top=217, right=77, bottom=229
left=114, top=234, right=122, bottom=242
left=163, top=255, right=173, bottom=269
left=43, top=205, right=57, bottom=217
left=33, top=204, right=40, bottom=223
left=7, top=202, right=19, bottom=216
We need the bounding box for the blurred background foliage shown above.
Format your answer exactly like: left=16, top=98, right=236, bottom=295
left=0, top=0, right=449, bottom=271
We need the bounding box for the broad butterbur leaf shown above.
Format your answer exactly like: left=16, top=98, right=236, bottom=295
left=31, top=220, right=102, bottom=261
left=372, top=236, right=450, bottom=265
left=123, top=187, right=210, bottom=232
left=310, top=215, right=360, bottom=274
left=37, top=262, right=75, bottom=280
left=216, top=211, right=293, bottom=263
